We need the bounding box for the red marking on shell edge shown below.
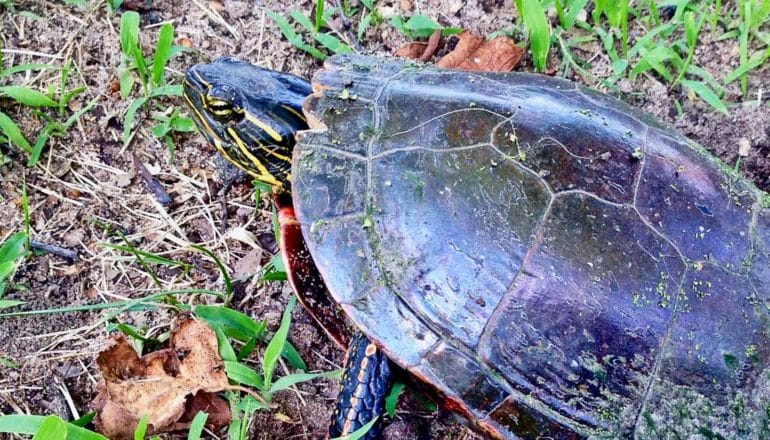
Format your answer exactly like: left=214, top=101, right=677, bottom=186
left=475, top=420, right=507, bottom=440
left=278, top=206, right=299, bottom=226
left=364, top=344, right=377, bottom=356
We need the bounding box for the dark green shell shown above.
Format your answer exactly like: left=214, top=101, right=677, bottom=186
left=292, top=54, right=770, bottom=438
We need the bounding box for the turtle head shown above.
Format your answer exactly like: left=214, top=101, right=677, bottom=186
left=183, top=57, right=312, bottom=189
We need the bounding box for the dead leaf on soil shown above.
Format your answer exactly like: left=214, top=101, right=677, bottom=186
left=93, top=317, right=231, bottom=439
left=439, top=32, right=523, bottom=72
left=396, top=30, right=523, bottom=73
left=394, top=42, right=429, bottom=59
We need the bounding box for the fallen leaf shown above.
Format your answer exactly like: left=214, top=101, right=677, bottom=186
left=436, top=31, right=484, bottom=68
left=93, top=317, right=230, bottom=439
left=438, top=32, right=523, bottom=72
left=394, top=29, right=443, bottom=61
left=458, top=36, right=524, bottom=72
left=394, top=42, right=429, bottom=59
left=172, top=391, right=231, bottom=431
left=420, top=29, right=443, bottom=61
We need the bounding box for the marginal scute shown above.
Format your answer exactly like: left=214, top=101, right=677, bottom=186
left=482, top=396, right=586, bottom=439
left=411, top=342, right=509, bottom=418
left=749, top=206, right=770, bottom=291
left=342, top=286, right=440, bottom=368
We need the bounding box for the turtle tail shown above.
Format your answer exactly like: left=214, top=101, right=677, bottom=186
left=329, top=331, right=393, bottom=440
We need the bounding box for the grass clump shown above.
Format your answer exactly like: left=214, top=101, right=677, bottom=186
left=118, top=11, right=194, bottom=157
left=0, top=57, right=92, bottom=167
left=511, top=0, right=768, bottom=113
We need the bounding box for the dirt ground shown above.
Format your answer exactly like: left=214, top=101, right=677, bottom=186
left=0, top=1, right=768, bottom=439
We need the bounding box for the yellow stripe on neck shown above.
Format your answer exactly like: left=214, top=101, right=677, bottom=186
left=227, top=127, right=281, bottom=187
left=281, top=104, right=307, bottom=122
left=244, top=112, right=283, bottom=142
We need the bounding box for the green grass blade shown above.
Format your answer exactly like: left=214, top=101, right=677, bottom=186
left=0, top=289, right=223, bottom=318
left=262, top=296, right=297, bottom=386
left=195, top=304, right=267, bottom=341
left=215, top=326, right=238, bottom=362
left=328, top=416, right=378, bottom=440
left=560, top=0, right=589, bottom=30
left=313, top=33, right=353, bottom=54
left=119, top=11, right=140, bottom=59
left=150, top=84, right=183, bottom=97
left=739, top=0, right=751, bottom=96
left=119, top=68, right=134, bottom=98
left=0, top=110, right=32, bottom=154
left=519, top=0, right=551, bottom=72
left=0, top=86, right=58, bottom=107
left=187, top=412, right=208, bottom=440
left=290, top=10, right=316, bottom=33
left=0, top=63, right=58, bottom=78
left=267, top=10, right=327, bottom=60
left=0, top=415, right=108, bottom=440
left=358, top=13, right=373, bottom=39
left=385, top=382, right=406, bottom=417
left=71, top=412, right=96, bottom=428
left=0, top=300, right=26, bottom=309
left=724, top=47, right=770, bottom=84
left=281, top=341, right=307, bottom=371
left=403, top=14, right=442, bottom=38
left=101, top=243, right=190, bottom=268
left=225, top=360, right=266, bottom=389
left=152, top=23, right=175, bottom=86
left=682, top=80, right=729, bottom=115
left=28, top=124, right=54, bottom=168
left=32, top=415, right=66, bottom=440
left=134, top=415, right=148, bottom=440
left=190, top=244, right=233, bottom=299
left=0, top=232, right=28, bottom=266
left=269, top=369, right=342, bottom=394
left=122, top=96, right=148, bottom=148
left=315, top=0, right=325, bottom=31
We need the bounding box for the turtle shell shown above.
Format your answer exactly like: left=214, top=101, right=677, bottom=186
left=292, top=54, right=770, bottom=438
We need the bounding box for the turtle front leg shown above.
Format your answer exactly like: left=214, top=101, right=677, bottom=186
left=329, top=331, right=393, bottom=440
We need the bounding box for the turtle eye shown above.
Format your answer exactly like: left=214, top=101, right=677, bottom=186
left=206, top=97, right=242, bottom=123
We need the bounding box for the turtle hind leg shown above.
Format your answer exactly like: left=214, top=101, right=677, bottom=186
left=329, top=331, right=393, bottom=440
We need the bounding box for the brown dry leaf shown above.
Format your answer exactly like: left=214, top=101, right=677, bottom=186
left=93, top=317, right=230, bottom=439
left=172, top=391, right=231, bottom=431
left=394, top=42, right=429, bottom=59
left=436, top=31, right=484, bottom=68
left=394, top=29, right=442, bottom=62
left=437, top=32, right=523, bottom=72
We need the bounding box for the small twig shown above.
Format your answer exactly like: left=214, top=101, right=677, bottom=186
left=332, top=0, right=363, bottom=52
left=218, top=179, right=235, bottom=235
left=131, top=153, right=172, bottom=206
left=420, top=30, right=442, bottom=62
left=225, top=385, right=271, bottom=407
left=30, top=240, right=79, bottom=261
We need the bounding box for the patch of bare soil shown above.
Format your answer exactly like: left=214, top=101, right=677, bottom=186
left=0, top=1, right=768, bottom=439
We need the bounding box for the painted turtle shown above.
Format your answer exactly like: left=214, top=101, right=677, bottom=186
left=184, top=54, right=770, bottom=439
